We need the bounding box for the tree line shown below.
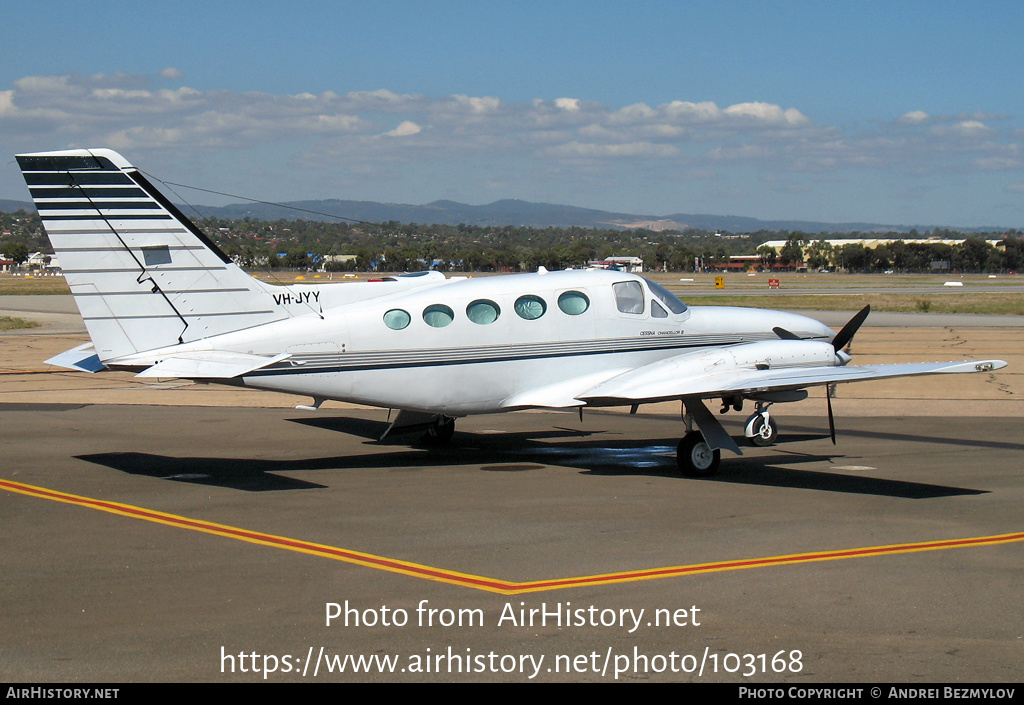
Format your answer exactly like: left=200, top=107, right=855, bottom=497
left=761, top=233, right=1024, bottom=273
left=2, top=207, right=1021, bottom=273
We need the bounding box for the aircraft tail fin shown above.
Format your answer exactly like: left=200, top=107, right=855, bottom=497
left=16, top=149, right=288, bottom=363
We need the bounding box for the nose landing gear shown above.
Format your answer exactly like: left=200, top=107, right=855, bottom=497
left=744, top=402, right=778, bottom=447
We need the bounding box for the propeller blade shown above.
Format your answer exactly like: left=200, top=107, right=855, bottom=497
left=773, top=326, right=801, bottom=340
left=826, top=384, right=836, bottom=445
left=832, top=305, right=871, bottom=352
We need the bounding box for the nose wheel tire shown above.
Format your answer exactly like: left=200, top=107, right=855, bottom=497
left=677, top=433, right=720, bottom=477
left=749, top=415, right=778, bottom=447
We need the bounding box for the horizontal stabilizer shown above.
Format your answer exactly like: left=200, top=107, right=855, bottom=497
left=46, top=343, right=105, bottom=373
left=136, top=352, right=290, bottom=379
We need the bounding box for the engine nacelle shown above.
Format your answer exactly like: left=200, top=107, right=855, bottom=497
left=578, top=339, right=842, bottom=405
left=720, top=339, right=839, bottom=371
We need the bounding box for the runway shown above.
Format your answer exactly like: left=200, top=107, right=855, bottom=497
left=2, top=403, right=1022, bottom=682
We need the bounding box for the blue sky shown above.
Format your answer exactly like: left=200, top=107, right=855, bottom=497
left=2, top=1, right=1023, bottom=228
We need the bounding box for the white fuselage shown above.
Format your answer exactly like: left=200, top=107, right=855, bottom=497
left=124, top=269, right=835, bottom=415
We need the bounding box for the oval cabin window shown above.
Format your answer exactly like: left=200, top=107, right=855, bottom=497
left=557, top=291, right=590, bottom=315
left=422, top=304, right=455, bottom=328
left=466, top=299, right=501, bottom=325
left=383, top=309, right=411, bottom=330
left=514, top=295, right=547, bottom=320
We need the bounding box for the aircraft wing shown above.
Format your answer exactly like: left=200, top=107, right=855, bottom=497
left=499, top=368, right=633, bottom=409
left=576, top=356, right=1007, bottom=407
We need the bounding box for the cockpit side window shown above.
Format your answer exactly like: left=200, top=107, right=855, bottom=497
left=651, top=299, right=668, bottom=318
left=612, top=281, right=645, bottom=314
left=645, top=278, right=688, bottom=314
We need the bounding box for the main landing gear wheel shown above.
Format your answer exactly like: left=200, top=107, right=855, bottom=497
left=748, top=414, right=778, bottom=447
left=677, top=433, right=720, bottom=477
left=421, top=416, right=456, bottom=445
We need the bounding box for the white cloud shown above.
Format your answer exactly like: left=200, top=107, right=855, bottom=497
left=14, top=74, right=73, bottom=93
left=156, top=87, right=203, bottom=103
left=342, top=88, right=421, bottom=107
left=723, top=102, right=809, bottom=126
left=3, top=69, right=1021, bottom=221
left=955, top=120, right=989, bottom=134
left=663, top=101, right=722, bottom=121
left=929, top=119, right=990, bottom=137
left=385, top=121, right=422, bottom=137
left=1, top=72, right=822, bottom=163
left=91, top=88, right=153, bottom=100
left=606, top=99, right=809, bottom=129
left=899, top=110, right=930, bottom=124
left=451, top=94, right=501, bottom=114
left=160, top=67, right=183, bottom=79
left=578, top=123, right=624, bottom=140
left=638, top=123, right=687, bottom=139
left=974, top=156, right=1021, bottom=170
left=106, top=126, right=187, bottom=150
left=545, top=141, right=679, bottom=158
left=708, top=144, right=774, bottom=161
left=609, top=102, right=656, bottom=124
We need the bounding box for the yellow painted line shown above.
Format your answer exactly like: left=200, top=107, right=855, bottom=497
left=3, top=479, right=1022, bottom=595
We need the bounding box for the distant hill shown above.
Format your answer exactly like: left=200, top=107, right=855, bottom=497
left=192, top=198, right=654, bottom=230
left=2, top=195, right=1006, bottom=233
left=189, top=198, right=1001, bottom=234
left=0, top=199, right=32, bottom=213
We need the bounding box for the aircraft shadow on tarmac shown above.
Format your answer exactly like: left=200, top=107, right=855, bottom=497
left=782, top=421, right=1024, bottom=453
left=73, top=452, right=331, bottom=492
left=74, top=415, right=986, bottom=499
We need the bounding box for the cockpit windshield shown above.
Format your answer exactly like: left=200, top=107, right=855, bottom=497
left=644, top=278, right=688, bottom=314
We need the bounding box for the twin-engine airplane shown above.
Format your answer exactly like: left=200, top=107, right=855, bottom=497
left=16, top=149, right=1007, bottom=475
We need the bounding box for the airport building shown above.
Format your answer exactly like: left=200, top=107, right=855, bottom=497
left=588, top=256, right=644, bottom=272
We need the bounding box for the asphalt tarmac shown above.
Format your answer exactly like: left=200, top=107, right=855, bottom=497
left=2, top=404, right=1022, bottom=683
left=1, top=298, right=1021, bottom=682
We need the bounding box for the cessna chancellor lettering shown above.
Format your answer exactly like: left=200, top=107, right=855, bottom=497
left=16, top=149, right=1007, bottom=476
